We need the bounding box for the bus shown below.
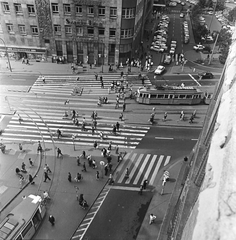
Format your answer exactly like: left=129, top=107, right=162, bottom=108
left=0, top=194, right=46, bottom=240
left=135, top=85, right=206, bottom=105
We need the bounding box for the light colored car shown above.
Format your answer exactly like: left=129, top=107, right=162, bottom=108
left=169, top=2, right=177, bottom=6
left=163, top=55, right=172, bottom=64
left=181, top=2, right=185, bottom=5
left=158, top=44, right=168, bottom=50
left=171, top=43, right=177, bottom=48
left=171, top=40, right=177, bottom=44
left=150, top=46, right=164, bottom=52
left=208, top=11, right=214, bottom=15
left=170, top=47, right=176, bottom=54
left=193, top=44, right=205, bottom=51
left=154, top=65, right=165, bottom=75
left=180, top=13, right=184, bottom=18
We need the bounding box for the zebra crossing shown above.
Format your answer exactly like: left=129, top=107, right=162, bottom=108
left=114, top=152, right=171, bottom=186
left=1, top=73, right=151, bottom=149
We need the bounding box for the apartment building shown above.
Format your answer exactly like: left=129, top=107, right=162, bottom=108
left=0, top=0, right=152, bottom=64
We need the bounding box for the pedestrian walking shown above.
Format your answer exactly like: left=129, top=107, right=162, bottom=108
left=108, top=174, right=114, bottom=185
left=93, top=119, right=97, bottom=129
left=95, top=73, right=98, bottom=81
left=143, top=179, right=148, bottom=189
left=100, top=76, right=103, bottom=82
left=122, top=103, right=126, bottom=112
left=44, top=171, right=51, bottom=182
left=44, top=164, right=52, bottom=174
left=28, top=174, right=35, bottom=185
left=149, top=214, right=157, bottom=225
left=68, top=172, right=72, bottom=182
left=125, top=168, right=129, bottom=178
left=82, top=150, right=86, bottom=159
left=29, top=158, right=33, bottom=167
left=26, top=59, right=29, bottom=65
left=163, top=112, right=167, bottom=121
left=22, top=57, right=25, bottom=64
left=104, top=164, right=108, bottom=176
left=108, top=141, right=112, bottom=151
left=76, top=156, right=81, bottom=166
left=57, top=129, right=62, bottom=139
left=96, top=171, right=99, bottom=180
left=48, top=215, right=55, bottom=226
left=57, top=148, right=63, bottom=158
left=82, top=162, right=87, bottom=172
left=115, top=145, right=119, bottom=154
left=116, top=122, right=120, bottom=131
left=189, top=115, right=194, bottom=123
left=42, top=76, right=46, bottom=84
left=101, top=81, right=104, bottom=88
left=19, top=143, right=23, bottom=151
left=37, top=141, right=43, bottom=153
left=18, top=114, right=23, bottom=124
left=94, top=140, right=98, bottom=149
left=119, top=113, right=124, bottom=121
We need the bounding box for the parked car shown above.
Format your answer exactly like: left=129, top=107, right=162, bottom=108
left=154, top=65, right=165, bottom=75
left=169, top=2, right=177, bottom=6
left=163, top=54, right=172, bottom=64
left=198, top=72, right=214, bottom=79
left=150, top=46, right=164, bottom=52
left=181, top=2, right=185, bottom=5
left=180, top=13, right=184, bottom=18
left=170, top=47, right=176, bottom=54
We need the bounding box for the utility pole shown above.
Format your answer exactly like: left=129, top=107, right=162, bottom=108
left=0, top=38, right=12, bottom=72
left=208, top=33, right=219, bottom=65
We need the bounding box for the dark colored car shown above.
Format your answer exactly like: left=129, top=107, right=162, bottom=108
left=198, top=72, right=214, bottom=79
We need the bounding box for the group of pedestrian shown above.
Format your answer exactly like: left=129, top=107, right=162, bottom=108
left=22, top=57, right=30, bottom=65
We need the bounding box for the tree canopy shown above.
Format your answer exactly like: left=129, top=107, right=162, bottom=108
left=227, top=7, right=236, bottom=23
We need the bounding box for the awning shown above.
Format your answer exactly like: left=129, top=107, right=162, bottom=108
left=0, top=45, right=46, bottom=53
left=153, top=0, right=166, bottom=7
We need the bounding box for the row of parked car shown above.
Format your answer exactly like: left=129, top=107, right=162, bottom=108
left=150, top=15, right=170, bottom=53
left=183, top=21, right=190, bottom=44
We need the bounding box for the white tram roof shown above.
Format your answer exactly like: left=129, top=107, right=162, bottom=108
left=138, top=85, right=202, bottom=93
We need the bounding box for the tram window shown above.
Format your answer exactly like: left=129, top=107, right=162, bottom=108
left=140, top=93, right=143, bottom=98
left=157, top=94, right=164, bottom=98
left=174, top=94, right=179, bottom=98
left=164, top=95, right=169, bottom=99
left=143, top=94, right=149, bottom=98
left=179, top=95, right=186, bottom=99
left=186, top=95, right=193, bottom=99
left=150, top=94, right=156, bottom=98
left=22, top=221, right=33, bottom=237
left=32, top=210, right=41, bottom=229
left=170, top=95, right=174, bottom=99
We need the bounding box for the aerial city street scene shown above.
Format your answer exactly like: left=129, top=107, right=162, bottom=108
left=0, top=0, right=235, bottom=239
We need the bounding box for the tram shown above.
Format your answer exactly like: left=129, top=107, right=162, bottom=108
left=135, top=85, right=210, bottom=105
left=0, top=194, right=46, bottom=240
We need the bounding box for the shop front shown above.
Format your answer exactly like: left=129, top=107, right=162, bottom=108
left=0, top=45, right=47, bottom=61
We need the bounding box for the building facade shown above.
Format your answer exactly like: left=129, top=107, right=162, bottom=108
left=0, top=0, right=152, bottom=64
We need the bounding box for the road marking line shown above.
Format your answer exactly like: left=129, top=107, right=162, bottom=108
left=117, top=153, right=137, bottom=183
left=125, top=154, right=144, bottom=184
left=133, top=154, right=151, bottom=185
left=12, top=78, right=26, bottom=81
left=140, top=155, right=157, bottom=184
left=164, top=156, right=171, bottom=166
left=149, top=155, right=164, bottom=185
left=191, top=138, right=198, bottom=141
left=155, top=137, right=174, bottom=140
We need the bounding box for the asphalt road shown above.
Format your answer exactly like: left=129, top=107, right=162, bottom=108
left=83, top=189, right=153, bottom=240
left=0, top=73, right=38, bottom=86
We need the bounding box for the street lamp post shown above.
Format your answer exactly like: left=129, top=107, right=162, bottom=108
left=0, top=38, right=12, bottom=72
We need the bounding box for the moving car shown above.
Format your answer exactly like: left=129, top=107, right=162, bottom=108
left=169, top=2, right=177, bottom=6
left=154, top=65, right=165, bottom=75
left=198, top=72, right=214, bottom=79
left=180, top=13, right=184, bottom=18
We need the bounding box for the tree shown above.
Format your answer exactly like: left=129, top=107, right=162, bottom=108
left=227, top=7, right=236, bottom=23
left=198, top=0, right=206, bottom=8
left=215, top=0, right=225, bottom=11
left=217, top=29, right=232, bottom=64
left=191, top=4, right=202, bottom=18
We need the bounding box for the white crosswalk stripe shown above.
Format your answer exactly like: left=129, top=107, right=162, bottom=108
left=1, top=74, right=151, bottom=149
left=114, top=153, right=171, bottom=186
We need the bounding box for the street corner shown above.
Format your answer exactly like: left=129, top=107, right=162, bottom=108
left=184, top=50, right=201, bottom=62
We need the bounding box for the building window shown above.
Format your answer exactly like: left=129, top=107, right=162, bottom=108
left=109, top=29, right=116, bottom=38
left=120, top=43, right=132, bottom=53
left=76, top=26, right=83, bottom=36
left=98, top=7, right=105, bottom=16
left=6, top=23, right=14, bottom=33
left=19, top=25, right=26, bottom=35
left=110, top=7, right=117, bottom=18
left=14, top=4, right=22, bottom=14
left=54, top=25, right=61, bottom=35
left=2, top=2, right=10, bottom=13
left=87, top=27, right=94, bottom=35
left=121, top=29, right=133, bottom=39
left=65, top=25, right=72, bottom=34
left=64, top=4, right=71, bottom=15
left=51, top=3, right=59, bottom=13
left=31, top=25, right=38, bottom=35
left=76, top=5, right=82, bottom=14
left=27, top=5, right=35, bottom=15
left=88, top=6, right=94, bottom=15
left=98, top=28, right=105, bottom=35
left=122, top=8, right=135, bottom=18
